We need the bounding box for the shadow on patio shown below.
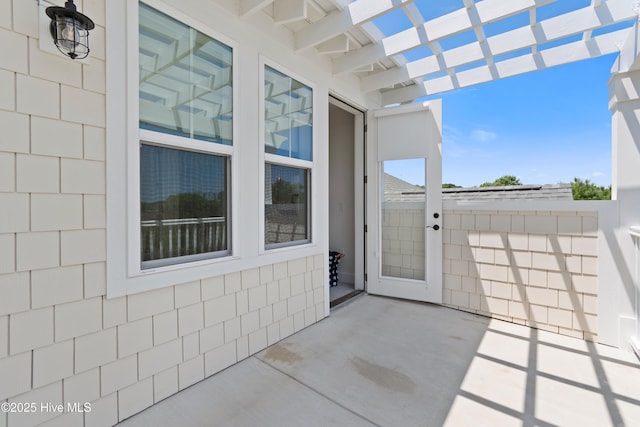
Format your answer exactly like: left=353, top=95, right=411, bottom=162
left=118, top=295, right=640, bottom=427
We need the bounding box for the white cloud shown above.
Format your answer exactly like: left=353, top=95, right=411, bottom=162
left=471, top=129, right=497, bottom=142
left=443, top=124, right=464, bottom=142
left=592, top=171, right=605, bottom=177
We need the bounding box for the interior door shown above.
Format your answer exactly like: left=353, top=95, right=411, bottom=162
left=366, top=101, right=442, bottom=303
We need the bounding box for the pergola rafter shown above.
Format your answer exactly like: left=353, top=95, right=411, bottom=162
left=364, top=0, right=635, bottom=94
left=224, top=0, right=638, bottom=104
left=381, top=28, right=628, bottom=104
left=294, top=0, right=415, bottom=52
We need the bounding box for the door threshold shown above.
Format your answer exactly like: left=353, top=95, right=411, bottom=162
left=330, top=290, right=364, bottom=309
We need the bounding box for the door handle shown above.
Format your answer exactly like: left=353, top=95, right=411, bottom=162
left=426, top=224, right=440, bottom=231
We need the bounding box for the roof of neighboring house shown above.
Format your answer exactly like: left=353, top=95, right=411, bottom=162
left=442, top=184, right=573, bottom=201
left=383, top=174, right=573, bottom=202
left=383, top=173, right=425, bottom=202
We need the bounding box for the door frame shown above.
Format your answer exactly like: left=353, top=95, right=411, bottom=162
left=328, top=95, right=366, bottom=296
left=366, top=101, right=443, bottom=304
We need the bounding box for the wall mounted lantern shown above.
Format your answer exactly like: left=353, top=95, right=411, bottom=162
left=45, top=0, right=95, bottom=60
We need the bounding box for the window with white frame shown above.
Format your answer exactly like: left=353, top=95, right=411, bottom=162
left=138, top=3, right=232, bottom=269
left=264, top=65, right=313, bottom=248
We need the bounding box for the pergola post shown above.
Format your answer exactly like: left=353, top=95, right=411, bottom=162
left=608, top=20, right=640, bottom=356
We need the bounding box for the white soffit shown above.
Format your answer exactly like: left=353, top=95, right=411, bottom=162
left=225, top=0, right=637, bottom=104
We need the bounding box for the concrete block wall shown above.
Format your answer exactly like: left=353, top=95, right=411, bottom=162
left=442, top=209, right=599, bottom=341
left=0, top=1, right=325, bottom=425
left=381, top=207, right=425, bottom=280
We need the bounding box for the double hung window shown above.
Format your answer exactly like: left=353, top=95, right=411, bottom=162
left=138, top=3, right=233, bottom=269
left=263, top=66, right=313, bottom=248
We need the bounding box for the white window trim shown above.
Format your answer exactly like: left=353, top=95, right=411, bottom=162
left=107, top=1, right=329, bottom=298
left=107, top=0, right=241, bottom=296
left=129, top=0, right=239, bottom=276
left=259, top=57, right=318, bottom=254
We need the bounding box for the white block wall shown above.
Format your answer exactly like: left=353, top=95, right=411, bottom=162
left=0, top=1, right=326, bottom=426
left=442, top=209, right=599, bottom=341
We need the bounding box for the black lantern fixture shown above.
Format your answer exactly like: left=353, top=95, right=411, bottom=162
left=45, top=0, right=95, bottom=60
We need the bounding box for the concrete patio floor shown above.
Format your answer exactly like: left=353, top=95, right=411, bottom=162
left=118, top=294, right=640, bottom=427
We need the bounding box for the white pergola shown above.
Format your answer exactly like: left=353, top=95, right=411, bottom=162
left=230, top=0, right=637, bottom=104
left=222, top=0, right=640, bottom=353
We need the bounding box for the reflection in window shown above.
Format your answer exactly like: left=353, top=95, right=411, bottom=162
left=381, top=159, right=425, bottom=280
left=139, top=3, right=233, bottom=145
left=140, top=144, right=229, bottom=268
left=138, top=3, right=233, bottom=270
left=265, top=164, right=309, bottom=246
left=264, top=66, right=312, bottom=160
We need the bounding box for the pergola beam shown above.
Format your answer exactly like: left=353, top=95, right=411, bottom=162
left=240, top=0, right=272, bottom=18
left=273, top=0, right=307, bottom=24
left=317, top=35, right=350, bottom=55
left=381, top=28, right=631, bottom=105
left=361, top=0, right=635, bottom=93
left=333, top=0, right=556, bottom=74
left=294, top=0, right=415, bottom=52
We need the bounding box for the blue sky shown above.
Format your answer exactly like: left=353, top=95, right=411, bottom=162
left=424, top=55, right=615, bottom=187
left=373, top=1, right=628, bottom=188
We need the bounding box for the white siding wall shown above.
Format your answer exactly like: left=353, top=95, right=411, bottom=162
left=0, top=255, right=324, bottom=426
left=0, top=1, right=375, bottom=425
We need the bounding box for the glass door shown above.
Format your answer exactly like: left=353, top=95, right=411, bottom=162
left=367, top=102, right=442, bottom=303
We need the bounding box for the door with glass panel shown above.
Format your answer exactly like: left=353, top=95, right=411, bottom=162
left=367, top=102, right=442, bottom=303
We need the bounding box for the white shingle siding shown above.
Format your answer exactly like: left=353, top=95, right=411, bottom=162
left=0, top=273, right=29, bottom=316
left=117, top=378, right=153, bottom=422
left=0, top=316, right=7, bottom=358
left=55, top=297, right=103, bottom=342
left=0, top=352, right=31, bottom=402
left=82, top=263, right=104, bottom=298
left=16, top=74, right=60, bottom=119
left=0, top=250, right=323, bottom=424
left=117, top=318, right=153, bottom=358
left=0, top=70, right=16, bottom=111
left=443, top=209, right=600, bottom=340
left=0, top=193, right=29, bottom=233
left=16, top=154, right=59, bottom=193
left=7, top=382, right=63, bottom=427
left=152, top=366, right=178, bottom=403
left=0, top=153, right=14, bottom=193
left=84, top=393, right=118, bottom=427
left=74, top=329, right=117, bottom=374
left=9, top=307, right=54, bottom=355
left=31, top=194, right=83, bottom=231
left=33, top=340, right=74, bottom=389
left=0, top=29, right=28, bottom=73
left=178, top=355, right=205, bottom=391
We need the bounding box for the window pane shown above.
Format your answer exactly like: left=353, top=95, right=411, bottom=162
left=139, top=3, right=233, bottom=145
left=381, top=159, right=425, bottom=281
left=141, top=144, right=228, bottom=267
left=264, top=66, right=312, bottom=161
left=265, top=164, right=309, bottom=246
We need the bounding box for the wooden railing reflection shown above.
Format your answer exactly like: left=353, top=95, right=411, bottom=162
left=141, top=217, right=226, bottom=260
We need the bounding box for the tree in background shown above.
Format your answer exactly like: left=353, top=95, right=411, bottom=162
left=442, top=183, right=461, bottom=188
left=571, top=178, right=611, bottom=200
left=480, top=175, right=522, bottom=187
